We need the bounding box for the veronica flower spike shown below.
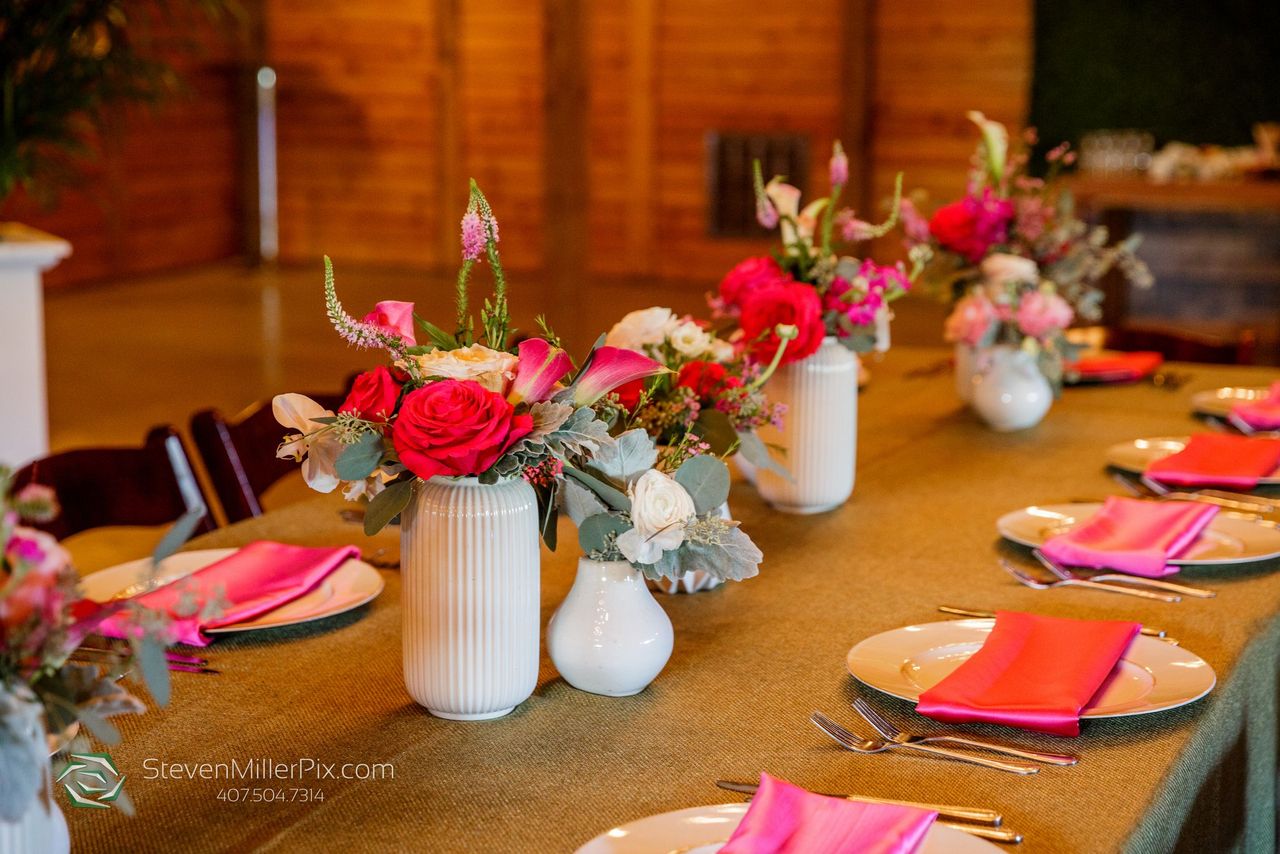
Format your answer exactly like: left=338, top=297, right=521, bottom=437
left=569, top=346, right=667, bottom=408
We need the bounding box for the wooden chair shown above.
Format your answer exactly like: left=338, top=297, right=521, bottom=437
left=191, top=389, right=348, bottom=524
left=1107, top=324, right=1257, bottom=366
left=11, top=426, right=215, bottom=541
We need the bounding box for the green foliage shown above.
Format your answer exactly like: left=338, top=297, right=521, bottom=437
left=0, top=0, right=238, bottom=203
left=691, top=408, right=738, bottom=457
left=563, top=465, right=629, bottom=512
left=363, top=478, right=414, bottom=536
left=578, top=513, right=628, bottom=556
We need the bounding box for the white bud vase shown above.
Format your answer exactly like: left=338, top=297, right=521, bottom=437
left=0, top=689, right=69, bottom=854
left=756, top=337, right=858, bottom=514
left=547, top=558, right=674, bottom=696
left=400, top=476, right=540, bottom=720
left=648, top=501, right=730, bottom=594
left=970, top=345, right=1052, bottom=431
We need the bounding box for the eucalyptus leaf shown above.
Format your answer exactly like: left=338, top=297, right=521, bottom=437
left=674, top=455, right=730, bottom=515
left=578, top=513, right=629, bottom=555
left=335, top=431, right=383, bottom=481
left=364, top=479, right=414, bottom=536
left=736, top=430, right=793, bottom=482
left=133, top=637, right=171, bottom=707
left=151, top=507, right=207, bottom=567
left=564, top=466, right=630, bottom=512
left=691, top=409, right=739, bottom=457
left=562, top=477, right=609, bottom=526
left=592, top=428, right=657, bottom=484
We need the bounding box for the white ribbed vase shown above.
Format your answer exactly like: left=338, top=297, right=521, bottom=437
left=547, top=558, right=674, bottom=696
left=0, top=690, right=69, bottom=854
left=649, top=501, right=731, bottom=594
left=400, top=476, right=540, bottom=721
left=756, top=337, right=858, bottom=514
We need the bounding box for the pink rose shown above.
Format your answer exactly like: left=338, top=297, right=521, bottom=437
left=391, top=380, right=533, bottom=480
left=361, top=300, right=417, bottom=347
left=944, top=293, right=997, bottom=347
left=1016, top=290, right=1074, bottom=340
left=718, top=257, right=788, bottom=313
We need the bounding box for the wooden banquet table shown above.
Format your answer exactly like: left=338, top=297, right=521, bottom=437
left=66, top=346, right=1280, bottom=854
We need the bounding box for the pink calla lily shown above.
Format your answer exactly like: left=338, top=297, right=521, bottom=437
left=509, top=337, right=574, bottom=404
left=570, top=346, right=667, bottom=407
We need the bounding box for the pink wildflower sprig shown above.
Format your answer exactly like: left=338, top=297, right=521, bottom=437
left=323, top=256, right=412, bottom=363
left=455, top=180, right=510, bottom=351
left=752, top=160, right=778, bottom=229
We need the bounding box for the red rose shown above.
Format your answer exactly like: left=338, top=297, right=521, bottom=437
left=612, top=378, right=647, bottom=411
left=339, top=366, right=402, bottom=423
left=391, top=380, right=533, bottom=480
left=739, top=281, right=825, bottom=365
left=719, top=256, right=787, bottom=311
left=928, top=191, right=1014, bottom=263
left=676, top=361, right=742, bottom=401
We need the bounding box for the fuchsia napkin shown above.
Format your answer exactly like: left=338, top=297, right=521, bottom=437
left=1230, top=381, right=1280, bottom=430
left=1145, top=432, right=1280, bottom=488
left=98, top=541, right=360, bottom=647
left=1067, top=351, right=1163, bottom=383
left=1040, top=496, right=1219, bottom=578
left=916, top=611, right=1140, bottom=737
left=720, top=774, right=936, bottom=854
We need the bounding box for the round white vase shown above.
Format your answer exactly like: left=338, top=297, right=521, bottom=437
left=954, top=343, right=979, bottom=402
left=755, top=337, right=858, bottom=514
left=0, top=690, right=69, bottom=854
left=400, top=476, right=540, bottom=720
left=547, top=558, right=674, bottom=697
left=649, top=501, right=730, bottom=595
left=970, top=345, right=1052, bottom=431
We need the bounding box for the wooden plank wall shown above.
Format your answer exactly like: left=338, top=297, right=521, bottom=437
left=0, top=13, right=244, bottom=288
left=5, top=0, right=1031, bottom=289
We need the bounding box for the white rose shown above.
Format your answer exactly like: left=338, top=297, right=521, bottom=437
left=605, top=307, right=675, bottom=351
left=708, top=338, right=736, bottom=363
left=403, top=343, right=518, bottom=394
left=616, top=469, right=696, bottom=565
left=668, top=319, right=713, bottom=358
left=980, top=253, right=1039, bottom=290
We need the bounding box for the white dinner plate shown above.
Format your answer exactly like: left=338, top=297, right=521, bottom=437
left=1190, top=386, right=1269, bottom=419
left=847, top=619, right=1215, bottom=719
left=575, top=803, right=999, bottom=854
left=81, top=548, right=384, bottom=634
left=1105, top=436, right=1280, bottom=486
left=997, top=501, right=1280, bottom=565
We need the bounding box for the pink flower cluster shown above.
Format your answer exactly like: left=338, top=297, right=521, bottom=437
left=1, top=524, right=73, bottom=666
left=944, top=288, right=1073, bottom=347
left=928, top=188, right=1015, bottom=263
left=823, top=260, right=911, bottom=327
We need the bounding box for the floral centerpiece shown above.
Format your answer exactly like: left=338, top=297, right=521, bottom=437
left=603, top=306, right=789, bottom=480
left=901, top=112, right=1153, bottom=393
left=274, top=181, right=665, bottom=721
left=709, top=142, right=916, bottom=514
left=2, top=469, right=171, bottom=844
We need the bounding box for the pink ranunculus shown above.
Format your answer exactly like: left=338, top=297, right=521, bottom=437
left=391, top=380, right=533, bottom=480
left=361, top=300, right=417, bottom=347
left=509, top=337, right=574, bottom=404
left=718, top=256, right=788, bottom=313
left=1016, top=290, right=1074, bottom=340
left=944, top=293, right=997, bottom=347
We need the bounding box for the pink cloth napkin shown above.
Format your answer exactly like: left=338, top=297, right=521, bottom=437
left=1040, top=496, right=1219, bottom=578
left=1067, top=351, right=1163, bottom=383
left=720, top=773, right=936, bottom=854
left=916, top=611, right=1140, bottom=737
left=97, top=541, right=360, bottom=647
left=1145, top=432, right=1280, bottom=488
left=1230, top=381, right=1280, bottom=430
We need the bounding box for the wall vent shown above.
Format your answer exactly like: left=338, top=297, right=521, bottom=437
left=706, top=132, right=809, bottom=237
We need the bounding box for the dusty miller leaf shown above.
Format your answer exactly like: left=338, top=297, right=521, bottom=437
left=563, top=477, right=609, bottom=526
left=546, top=407, right=613, bottom=457
left=591, top=428, right=657, bottom=485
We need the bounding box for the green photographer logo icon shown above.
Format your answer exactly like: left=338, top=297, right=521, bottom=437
left=56, top=753, right=126, bottom=810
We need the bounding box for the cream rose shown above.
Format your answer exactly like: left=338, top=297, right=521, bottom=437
left=616, top=469, right=696, bottom=565
left=980, top=253, right=1039, bottom=290
left=605, top=307, right=676, bottom=352
left=403, top=343, right=518, bottom=394
left=667, top=319, right=713, bottom=358
left=708, top=338, right=736, bottom=363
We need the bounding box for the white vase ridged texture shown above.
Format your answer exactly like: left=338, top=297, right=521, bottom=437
left=0, top=690, right=69, bottom=854
left=400, top=476, right=540, bottom=721
left=970, top=345, right=1052, bottom=431
left=756, top=337, right=858, bottom=514
left=547, top=558, right=674, bottom=697
left=648, top=501, right=730, bottom=595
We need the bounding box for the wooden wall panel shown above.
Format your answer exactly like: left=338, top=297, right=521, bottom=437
left=0, top=14, right=244, bottom=288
